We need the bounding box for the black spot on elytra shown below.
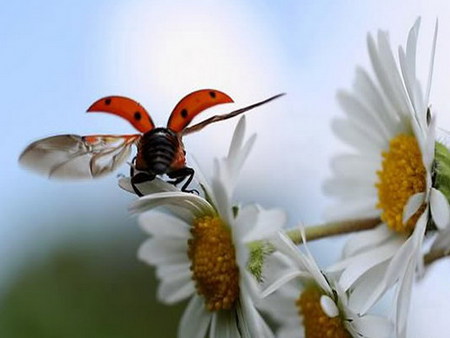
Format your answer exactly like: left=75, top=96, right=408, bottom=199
left=181, top=109, right=188, bottom=118
left=209, top=91, right=216, bottom=98
left=134, top=111, right=142, bottom=120
left=105, top=98, right=111, bottom=105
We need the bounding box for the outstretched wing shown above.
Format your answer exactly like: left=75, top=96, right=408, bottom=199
left=167, top=89, right=234, bottom=133
left=87, top=96, right=155, bottom=133
left=19, top=134, right=141, bottom=179
left=182, top=93, right=285, bottom=136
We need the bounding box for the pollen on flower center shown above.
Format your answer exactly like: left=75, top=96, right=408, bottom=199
left=376, top=134, right=427, bottom=233
left=297, top=285, right=350, bottom=338
left=187, top=216, right=240, bottom=311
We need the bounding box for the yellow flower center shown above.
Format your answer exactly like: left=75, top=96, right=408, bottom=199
left=187, top=216, right=240, bottom=311
left=297, top=285, right=350, bottom=338
left=376, top=134, right=427, bottom=233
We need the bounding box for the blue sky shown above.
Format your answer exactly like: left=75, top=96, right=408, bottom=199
left=2, top=1, right=450, bottom=336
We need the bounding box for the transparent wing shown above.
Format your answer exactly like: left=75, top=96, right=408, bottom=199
left=19, top=134, right=141, bottom=179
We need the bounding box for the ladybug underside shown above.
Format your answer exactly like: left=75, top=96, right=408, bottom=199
left=132, top=128, right=195, bottom=195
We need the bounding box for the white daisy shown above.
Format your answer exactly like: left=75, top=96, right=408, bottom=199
left=261, top=229, right=392, bottom=338
left=324, top=18, right=450, bottom=337
left=130, top=117, right=287, bottom=337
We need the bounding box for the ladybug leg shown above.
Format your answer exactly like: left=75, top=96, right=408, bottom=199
left=131, top=172, right=156, bottom=197
left=167, top=167, right=198, bottom=194
left=130, top=156, right=137, bottom=177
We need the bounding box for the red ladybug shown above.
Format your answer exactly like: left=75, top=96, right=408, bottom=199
left=19, top=89, right=284, bottom=195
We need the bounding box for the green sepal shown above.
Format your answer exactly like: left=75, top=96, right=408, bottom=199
left=246, top=241, right=274, bottom=283
left=434, top=141, right=450, bottom=203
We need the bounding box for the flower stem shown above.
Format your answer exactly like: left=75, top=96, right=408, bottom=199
left=424, top=248, right=450, bottom=266
left=287, top=218, right=380, bottom=245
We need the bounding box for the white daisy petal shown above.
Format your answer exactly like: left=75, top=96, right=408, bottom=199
left=130, top=191, right=213, bottom=215
left=402, top=192, right=425, bottom=224
left=272, top=231, right=332, bottom=294
left=425, top=19, right=438, bottom=105
left=227, top=116, right=246, bottom=161
left=210, top=310, right=241, bottom=338
left=188, top=154, right=216, bottom=205
left=324, top=197, right=380, bottom=221
left=330, top=238, right=401, bottom=291
left=157, top=274, right=195, bottom=304
left=320, top=295, right=339, bottom=318
left=375, top=31, right=411, bottom=115
left=367, top=34, right=402, bottom=120
left=337, top=90, right=391, bottom=143
left=138, top=211, right=190, bottom=238
left=406, top=18, right=420, bottom=81
left=179, top=295, right=211, bottom=338
left=398, top=19, right=420, bottom=119
left=118, top=176, right=178, bottom=195
left=332, top=118, right=385, bottom=152
left=163, top=204, right=197, bottom=224
left=342, top=224, right=390, bottom=258
left=396, top=259, right=416, bottom=338
left=414, top=208, right=429, bottom=243
left=430, top=187, right=450, bottom=229
left=424, top=116, right=437, bottom=170
left=137, top=238, right=188, bottom=265
left=231, top=133, right=256, bottom=178
left=323, top=178, right=377, bottom=199
left=347, top=262, right=389, bottom=313
left=259, top=280, right=299, bottom=322
left=359, top=233, right=416, bottom=314
left=262, top=270, right=305, bottom=298
left=261, top=252, right=305, bottom=294
left=118, top=177, right=138, bottom=194
left=412, top=211, right=429, bottom=279
left=353, top=67, right=399, bottom=135
left=208, top=314, right=217, bottom=338
left=270, top=232, right=311, bottom=270
left=216, top=115, right=257, bottom=192
left=358, top=211, right=426, bottom=315
left=155, top=262, right=191, bottom=280
left=330, top=153, right=380, bottom=180
left=231, top=203, right=259, bottom=240
left=240, top=205, right=287, bottom=241
left=210, top=176, right=233, bottom=225
left=350, top=314, right=393, bottom=338
left=240, top=290, right=275, bottom=338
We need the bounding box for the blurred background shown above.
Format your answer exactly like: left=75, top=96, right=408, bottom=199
left=2, top=0, right=450, bottom=337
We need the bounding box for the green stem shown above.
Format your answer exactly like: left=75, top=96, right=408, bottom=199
left=424, top=248, right=450, bottom=266
left=247, top=217, right=449, bottom=282
left=287, top=217, right=381, bottom=245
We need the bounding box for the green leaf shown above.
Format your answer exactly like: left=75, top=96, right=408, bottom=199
left=434, top=141, right=450, bottom=203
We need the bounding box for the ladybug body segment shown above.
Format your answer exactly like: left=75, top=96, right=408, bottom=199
left=136, top=127, right=184, bottom=175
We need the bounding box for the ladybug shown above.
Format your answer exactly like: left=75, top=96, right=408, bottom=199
left=20, top=89, right=284, bottom=195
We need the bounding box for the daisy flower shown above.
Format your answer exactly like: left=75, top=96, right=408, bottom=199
left=324, top=18, right=450, bottom=337
left=261, top=229, right=392, bottom=338
left=129, top=117, right=287, bottom=337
